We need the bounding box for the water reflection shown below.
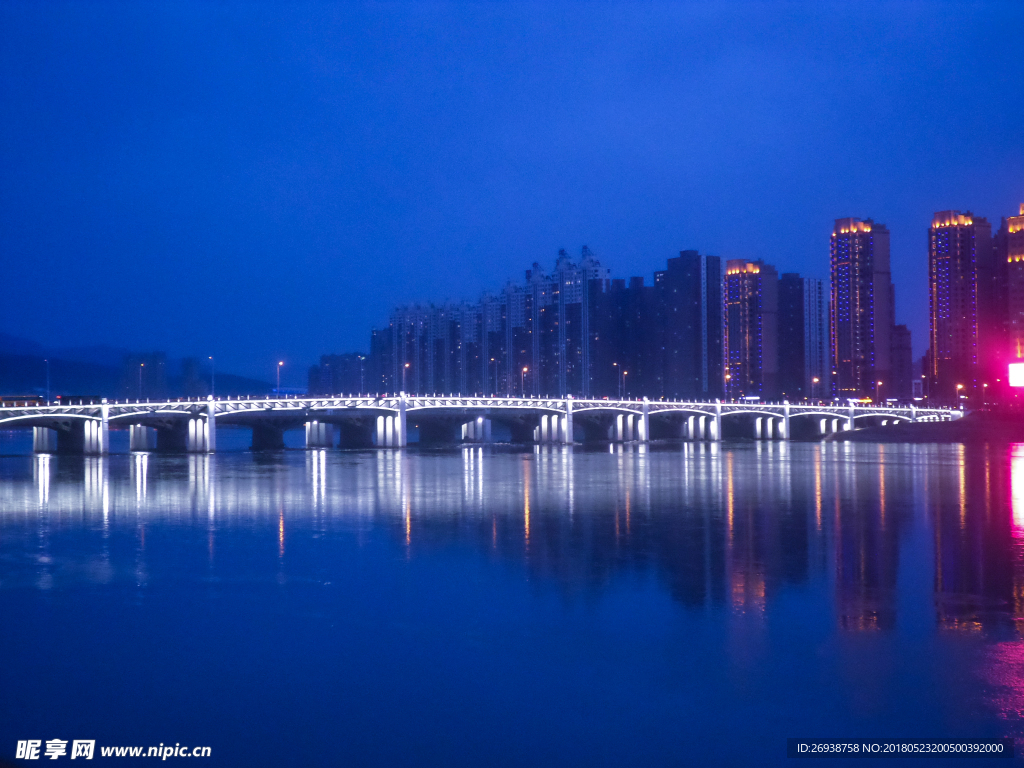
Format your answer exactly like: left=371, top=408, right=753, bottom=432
left=3, top=443, right=1023, bottom=636
left=5, top=443, right=1024, bottom=758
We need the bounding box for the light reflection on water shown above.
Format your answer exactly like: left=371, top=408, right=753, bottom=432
left=2, top=442, right=1024, bottom=765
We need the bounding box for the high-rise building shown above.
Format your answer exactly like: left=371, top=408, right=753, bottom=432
left=890, top=324, right=913, bottom=402
left=654, top=250, right=724, bottom=400
left=523, top=248, right=611, bottom=397
left=778, top=275, right=829, bottom=401
left=307, top=353, right=368, bottom=395
left=830, top=218, right=893, bottom=399
left=928, top=210, right=994, bottom=403
left=724, top=259, right=778, bottom=400
left=607, top=276, right=658, bottom=397
left=370, top=247, right=725, bottom=400
left=998, top=205, right=1024, bottom=367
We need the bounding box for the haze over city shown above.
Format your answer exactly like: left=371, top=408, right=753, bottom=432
left=1, top=1, right=1022, bottom=384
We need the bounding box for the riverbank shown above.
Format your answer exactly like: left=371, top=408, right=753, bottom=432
left=831, top=409, right=1024, bottom=443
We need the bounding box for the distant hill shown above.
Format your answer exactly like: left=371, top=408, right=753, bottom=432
left=0, top=334, right=272, bottom=399
left=0, top=352, right=119, bottom=397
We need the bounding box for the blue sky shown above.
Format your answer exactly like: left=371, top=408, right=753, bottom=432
left=1, top=1, right=1021, bottom=382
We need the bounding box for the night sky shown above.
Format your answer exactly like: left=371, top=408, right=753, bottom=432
left=1, top=2, right=1021, bottom=384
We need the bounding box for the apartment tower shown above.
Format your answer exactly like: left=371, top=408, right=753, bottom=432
left=724, top=259, right=778, bottom=399
left=928, top=211, right=993, bottom=402
left=830, top=218, right=893, bottom=399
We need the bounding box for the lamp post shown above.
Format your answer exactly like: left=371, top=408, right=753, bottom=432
left=490, top=358, right=497, bottom=395
left=956, top=383, right=964, bottom=405
left=812, top=376, right=820, bottom=402
left=277, top=361, right=283, bottom=396
left=402, top=362, right=410, bottom=393
left=139, top=362, right=144, bottom=399
left=209, top=356, right=215, bottom=397
left=44, top=358, right=50, bottom=402
left=521, top=367, right=528, bottom=397
left=622, top=370, right=628, bottom=399
left=876, top=380, right=883, bottom=403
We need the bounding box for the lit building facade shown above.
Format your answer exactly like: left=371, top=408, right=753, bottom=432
left=724, top=259, right=778, bottom=399
left=830, top=218, right=893, bottom=400
left=1002, top=205, right=1024, bottom=364
left=928, top=210, right=993, bottom=402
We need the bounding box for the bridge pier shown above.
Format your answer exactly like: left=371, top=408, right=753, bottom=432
left=397, top=394, right=408, bottom=446
left=535, top=414, right=566, bottom=444
left=32, top=427, right=58, bottom=453
left=82, top=419, right=104, bottom=455
left=755, top=417, right=763, bottom=440
left=375, top=414, right=406, bottom=447
left=612, top=413, right=638, bottom=442
left=186, top=418, right=209, bottom=452
left=305, top=420, right=334, bottom=448
left=337, top=420, right=375, bottom=448
left=462, top=417, right=488, bottom=442
left=252, top=423, right=285, bottom=451
left=129, top=425, right=158, bottom=451
left=207, top=398, right=217, bottom=453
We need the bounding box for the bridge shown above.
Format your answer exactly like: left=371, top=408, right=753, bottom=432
left=0, top=395, right=959, bottom=454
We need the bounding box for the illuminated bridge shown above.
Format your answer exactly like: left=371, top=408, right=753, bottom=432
left=0, top=395, right=959, bottom=454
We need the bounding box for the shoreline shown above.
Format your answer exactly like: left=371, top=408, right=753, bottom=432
left=830, top=410, right=1024, bottom=444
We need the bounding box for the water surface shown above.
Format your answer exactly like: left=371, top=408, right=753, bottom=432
left=2, top=442, right=1024, bottom=766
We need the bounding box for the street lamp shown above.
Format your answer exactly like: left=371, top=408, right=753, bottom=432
left=956, top=383, right=964, bottom=403
left=812, top=376, right=820, bottom=402
left=402, top=362, right=410, bottom=393
left=521, top=366, right=528, bottom=396
left=139, top=362, right=144, bottom=399
left=490, top=358, right=497, bottom=395
left=876, top=380, right=883, bottom=402
left=622, top=370, right=628, bottom=399
left=44, top=358, right=50, bottom=402
left=277, top=361, right=284, bottom=396
left=208, top=356, right=215, bottom=397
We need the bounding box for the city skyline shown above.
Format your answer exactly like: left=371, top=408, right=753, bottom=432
left=351, top=201, right=1020, bottom=405
left=4, top=201, right=1021, bottom=404
left=1, top=2, right=1021, bottom=383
